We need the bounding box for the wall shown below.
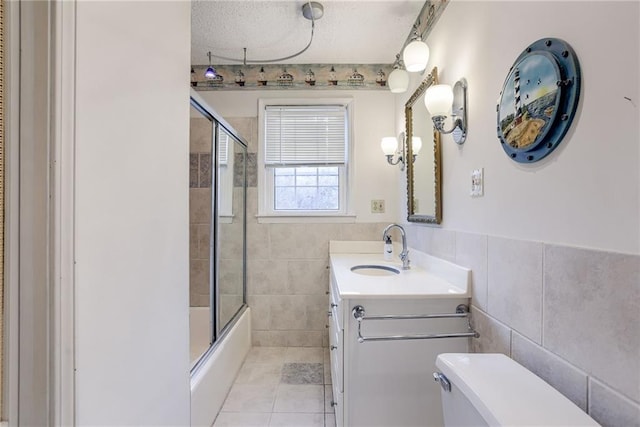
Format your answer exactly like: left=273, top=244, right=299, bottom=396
left=396, top=2, right=639, bottom=427
left=74, top=2, right=191, bottom=424
left=198, top=90, right=400, bottom=346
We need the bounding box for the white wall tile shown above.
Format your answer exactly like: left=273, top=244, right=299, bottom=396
left=487, top=236, right=543, bottom=343
left=247, top=259, right=290, bottom=295
left=589, top=378, right=640, bottom=427
left=512, top=331, right=588, bottom=411
left=430, top=228, right=456, bottom=262
left=456, top=232, right=488, bottom=311
left=470, top=306, right=511, bottom=356
left=246, top=222, right=271, bottom=260
left=269, top=224, right=341, bottom=260
left=288, top=261, right=330, bottom=295
left=544, top=245, right=640, bottom=402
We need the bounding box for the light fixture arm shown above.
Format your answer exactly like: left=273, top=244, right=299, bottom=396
left=409, top=24, right=422, bottom=42
left=386, top=154, right=405, bottom=171
left=207, top=1, right=320, bottom=64
left=392, top=53, right=406, bottom=70
left=432, top=116, right=464, bottom=135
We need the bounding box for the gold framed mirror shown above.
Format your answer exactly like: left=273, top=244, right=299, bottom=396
left=405, top=67, right=442, bottom=224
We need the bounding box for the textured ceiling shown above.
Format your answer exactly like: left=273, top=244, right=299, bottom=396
left=191, top=0, right=425, bottom=66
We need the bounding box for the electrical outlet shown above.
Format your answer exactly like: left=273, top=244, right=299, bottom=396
left=371, top=199, right=385, bottom=213
left=471, top=168, right=484, bottom=197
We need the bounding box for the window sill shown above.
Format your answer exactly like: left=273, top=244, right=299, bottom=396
left=255, top=214, right=357, bottom=224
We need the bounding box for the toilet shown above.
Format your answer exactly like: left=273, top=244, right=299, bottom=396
left=434, top=353, right=600, bottom=426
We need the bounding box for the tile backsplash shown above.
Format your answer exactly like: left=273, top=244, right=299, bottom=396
left=407, top=224, right=640, bottom=427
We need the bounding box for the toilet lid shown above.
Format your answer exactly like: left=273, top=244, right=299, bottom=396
left=436, top=353, right=600, bottom=426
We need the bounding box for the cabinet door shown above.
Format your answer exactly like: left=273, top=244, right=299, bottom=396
left=328, top=270, right=344, bottom=426
left=330, top=271, right=343, bottom=330
left=328, top=314, right=343, bottom=393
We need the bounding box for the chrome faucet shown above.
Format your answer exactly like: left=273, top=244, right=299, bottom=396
left=382, top=223, right=410, bottom=270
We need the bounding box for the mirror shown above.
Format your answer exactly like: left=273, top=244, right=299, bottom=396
left=405, top=67, right=442, bottom=224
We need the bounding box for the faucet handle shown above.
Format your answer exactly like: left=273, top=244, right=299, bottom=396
left=399, top=250, right=411, bottom=270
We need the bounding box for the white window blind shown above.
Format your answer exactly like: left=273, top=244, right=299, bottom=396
left=264, top=105, right=347, bottom=166
left=218, top=128, right=229, bottom=165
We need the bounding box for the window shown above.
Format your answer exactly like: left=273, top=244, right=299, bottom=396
left=259, top=100, right=353, bottom=218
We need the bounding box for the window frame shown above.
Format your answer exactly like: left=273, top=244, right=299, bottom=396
left=258, top=98, right=355, bottom=222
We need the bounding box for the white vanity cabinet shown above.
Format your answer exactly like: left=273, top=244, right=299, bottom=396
left=328, top=243, right=474, bottom=427
left=328, top=272, right=345, bottom=426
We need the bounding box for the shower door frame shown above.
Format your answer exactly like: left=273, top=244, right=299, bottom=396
left=189, top=90, right=248, bottom=374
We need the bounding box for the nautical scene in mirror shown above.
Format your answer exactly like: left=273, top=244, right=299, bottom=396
left=498, top=53, right=560, bottom=150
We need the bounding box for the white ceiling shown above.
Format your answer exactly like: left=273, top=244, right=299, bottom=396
left=191, top=0, right=426, bottom=66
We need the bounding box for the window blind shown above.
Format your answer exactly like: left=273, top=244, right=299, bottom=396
left=218, top=128, right=229, bottom=165
left=264, top=105, right=347, bottom=166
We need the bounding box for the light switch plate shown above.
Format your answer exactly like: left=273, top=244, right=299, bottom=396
left=471, top=168, right=484, bottom=197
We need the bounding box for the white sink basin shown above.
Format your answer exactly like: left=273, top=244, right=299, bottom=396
left=350, top=264, right=400, bottom=276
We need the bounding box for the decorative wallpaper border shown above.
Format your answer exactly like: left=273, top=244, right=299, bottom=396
left=191, top=64, right=394, bottom=91
left=191, top=0, right=448, bottom=91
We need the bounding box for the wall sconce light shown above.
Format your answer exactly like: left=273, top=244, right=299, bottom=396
left=381, top=134, right=422, bottom=170
left=424, top=79, right=468, bottom=145
left=204, top=51, right=217, bottom=79
left=381, top=136, right=405, bottom=170
left=388, top=54, right=409, bottom=94
left=402, top=25, right=430, bottom=73
left=411, top=136, right=423, bottom=158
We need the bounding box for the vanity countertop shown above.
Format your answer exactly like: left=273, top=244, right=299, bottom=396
left=329, top=241, right=470, bottom=299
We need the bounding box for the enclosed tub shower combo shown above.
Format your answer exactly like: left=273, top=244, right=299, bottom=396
left=188, top=90, right=251, bottom=426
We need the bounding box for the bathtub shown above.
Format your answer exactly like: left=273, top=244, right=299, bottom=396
left=190, top=307, right=212, bottom=369
left=190, top=306, right=251, bottom=427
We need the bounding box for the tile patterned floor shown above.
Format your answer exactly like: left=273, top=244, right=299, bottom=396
left=213, top=347, right=336, bottom=427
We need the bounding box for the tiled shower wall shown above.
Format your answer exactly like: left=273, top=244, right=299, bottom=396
left=190, top=117, right=245, bottom=325
left=190, top=117, right=212, bottom=307
left=406, top=224, right=640, bottom=427
left=224, top=117, right=394, bottom=348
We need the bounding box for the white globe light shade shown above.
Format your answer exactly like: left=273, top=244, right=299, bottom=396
left=425, top=84, right=454, bottom=116
left=387, top=68, right=409, bottom=93
left=411, top=137, right=423, bottom=155
left=403, top=39, right=430, bottom=72
left=380, top=137, right=398, bottom=155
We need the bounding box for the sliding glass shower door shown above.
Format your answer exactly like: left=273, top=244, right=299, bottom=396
left=189, top=95, right=247, bottom=371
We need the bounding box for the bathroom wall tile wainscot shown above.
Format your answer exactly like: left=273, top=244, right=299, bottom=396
left=543, top=245, right=640, bottom=403
left=455, top=232, right=488, bottom=311
left=469, top=306, right=511, bottom=356
left=511, top=331, right=588, bottom=411
left=409, top=229, right=640, bottom=427
left=589, top=378, right=640, bottom=427
left=406, top=225, right=456, bottom=263
left=487, top=236, right=543, bottom=344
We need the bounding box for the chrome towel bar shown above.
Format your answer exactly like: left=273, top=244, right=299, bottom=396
left=352, top=304, right=480, bottom=343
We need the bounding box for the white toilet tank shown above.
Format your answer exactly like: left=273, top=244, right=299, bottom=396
left=434, top=353, right=600, bottom=426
